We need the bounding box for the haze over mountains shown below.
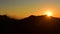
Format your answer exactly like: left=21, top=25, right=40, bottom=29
left=0, top=15, right=60, bottom=34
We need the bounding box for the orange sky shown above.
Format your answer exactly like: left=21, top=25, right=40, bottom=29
left=0, top=0, right=60, bottom=19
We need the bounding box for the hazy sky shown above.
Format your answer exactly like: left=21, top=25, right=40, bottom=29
left=0, top=0, right=60, bottom=18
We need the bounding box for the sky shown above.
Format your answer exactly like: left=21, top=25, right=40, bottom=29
left=0, top=0, right=60, bottom=19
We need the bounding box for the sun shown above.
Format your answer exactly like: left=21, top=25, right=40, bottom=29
left=44, top=10, right=52, bottom=16
left=46, top=12, right=52, bottom=16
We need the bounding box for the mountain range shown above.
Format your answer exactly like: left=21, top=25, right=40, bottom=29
left=0, top=15, right=60, bottom=34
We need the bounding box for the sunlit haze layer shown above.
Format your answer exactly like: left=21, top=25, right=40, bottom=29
left=0, top=0, right=60, bottom=19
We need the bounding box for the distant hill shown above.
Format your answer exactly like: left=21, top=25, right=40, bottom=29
left=0, top=15, right=60, bottom=34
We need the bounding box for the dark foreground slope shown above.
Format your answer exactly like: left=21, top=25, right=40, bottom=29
left=0, top=15, right=60, bottom=34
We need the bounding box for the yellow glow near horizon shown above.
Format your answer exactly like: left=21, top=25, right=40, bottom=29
left=44, top=10, right=53, bottom=16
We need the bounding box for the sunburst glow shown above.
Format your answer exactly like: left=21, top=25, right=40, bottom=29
left=44, top=10, right=52, bottom=16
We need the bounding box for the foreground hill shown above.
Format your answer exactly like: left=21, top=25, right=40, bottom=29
left=0, top=15, right=60, bottom=34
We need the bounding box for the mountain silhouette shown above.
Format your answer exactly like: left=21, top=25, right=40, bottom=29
left=0, top=15, right=60, bottom=34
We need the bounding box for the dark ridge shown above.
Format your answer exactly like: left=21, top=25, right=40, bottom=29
left=0, top=15, right=60, bottom=34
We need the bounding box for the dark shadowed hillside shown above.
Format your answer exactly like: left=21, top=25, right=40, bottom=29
left=0, top=15, right=60, bottom=34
